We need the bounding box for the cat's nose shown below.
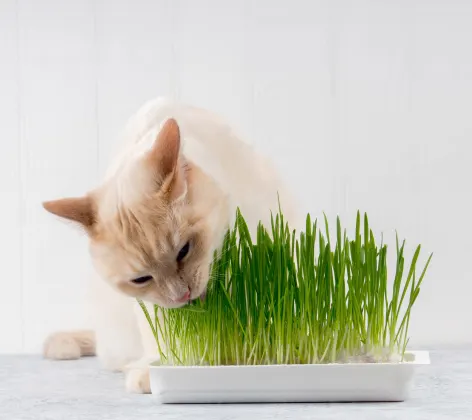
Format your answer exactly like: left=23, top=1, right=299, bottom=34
left=175, top=290, right=191, bottom=303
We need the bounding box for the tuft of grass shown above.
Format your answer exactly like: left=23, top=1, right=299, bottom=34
left=139, top=209, right=432, bottom=366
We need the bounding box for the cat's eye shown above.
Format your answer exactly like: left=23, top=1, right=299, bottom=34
left=131, top=275, right=153, bottom=285
left=177, top=241, right=190, bottom=262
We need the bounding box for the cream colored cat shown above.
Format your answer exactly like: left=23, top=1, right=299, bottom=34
left=42, top=97, right=298, bottom=393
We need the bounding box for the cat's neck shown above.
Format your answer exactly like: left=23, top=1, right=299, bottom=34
left=184, top=158, right=231, bottom=252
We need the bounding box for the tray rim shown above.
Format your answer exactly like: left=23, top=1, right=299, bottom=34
left=149, top=350, right=430, bottom=369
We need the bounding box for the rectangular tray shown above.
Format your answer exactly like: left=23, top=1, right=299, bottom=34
left=149, top=351, right=430, bottom=404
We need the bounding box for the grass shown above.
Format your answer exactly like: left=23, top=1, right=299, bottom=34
left=139, top=209, right=432, bottom=366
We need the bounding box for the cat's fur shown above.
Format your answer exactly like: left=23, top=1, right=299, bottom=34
left=43, top=97, right=298, bottom=393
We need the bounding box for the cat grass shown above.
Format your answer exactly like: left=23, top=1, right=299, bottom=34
left=139, top=209, right=432, bottom=366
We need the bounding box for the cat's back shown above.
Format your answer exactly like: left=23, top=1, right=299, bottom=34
left=123, top=97, right=250, bottom=148
left=110, top=97, right=298, bottom=231
left=111, top=97, right=257, bottom=182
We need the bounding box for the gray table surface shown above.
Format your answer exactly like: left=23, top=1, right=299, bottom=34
left=0, top=347, right=470, bottom=420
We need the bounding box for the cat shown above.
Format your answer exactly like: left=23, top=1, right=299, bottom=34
left=42, top=97, right=298, bottom=393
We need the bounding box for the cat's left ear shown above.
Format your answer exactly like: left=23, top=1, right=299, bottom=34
left=42, top=195, right=96, bottom=230
left=146, top=118, right=187, bottom=202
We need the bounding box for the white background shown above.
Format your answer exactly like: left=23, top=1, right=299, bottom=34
left=1, top=0, right=471, bottom=353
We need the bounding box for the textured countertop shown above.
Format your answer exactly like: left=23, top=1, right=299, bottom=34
left=1, top=347, right=470, bottom=420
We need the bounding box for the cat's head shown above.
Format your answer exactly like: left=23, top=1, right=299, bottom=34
left=43, top=119, right=228, bottom=308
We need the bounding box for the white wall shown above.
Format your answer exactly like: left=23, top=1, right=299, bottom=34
left=1, top=0, right=471, bottom=353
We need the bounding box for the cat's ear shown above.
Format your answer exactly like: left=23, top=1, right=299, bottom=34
left=147, top=118, right=187, bottom=202
left=43, top=196, right=96, bottom=229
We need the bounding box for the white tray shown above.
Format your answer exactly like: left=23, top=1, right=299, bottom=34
left=149, top=351, right=430, bottom=403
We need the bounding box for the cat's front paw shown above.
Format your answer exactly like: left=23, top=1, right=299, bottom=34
left=43, top=332, right=81, bottom=360
left=43, top=330, right=96, bottom=361
left=125, top=368, right=151, bottom=394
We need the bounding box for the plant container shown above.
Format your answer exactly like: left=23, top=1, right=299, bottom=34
left=149, top=351, right=429, bottom=404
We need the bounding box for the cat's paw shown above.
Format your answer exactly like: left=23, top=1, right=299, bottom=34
left=125, top=368, right=151, bottom=394
left=43, top=332, right=81, bottom=360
